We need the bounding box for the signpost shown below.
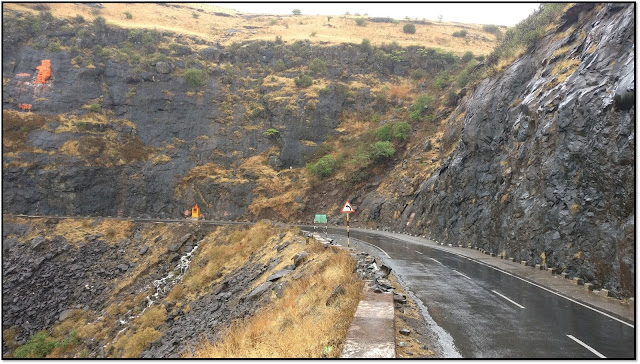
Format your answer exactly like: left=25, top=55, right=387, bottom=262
left=314, top=214, right=328, bottom=235
left=341, top=200, right=355, bottom=247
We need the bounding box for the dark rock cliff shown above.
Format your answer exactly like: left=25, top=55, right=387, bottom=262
left=361, top=4, right=635, bottom=297
left=2, top=11, right=456, bottom=219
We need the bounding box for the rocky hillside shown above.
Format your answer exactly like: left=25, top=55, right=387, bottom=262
left=2, top=217, right=366, bottom=358
left=358, top=3, right=635, bottom=297
left=2, top=4, right=490, bottom=220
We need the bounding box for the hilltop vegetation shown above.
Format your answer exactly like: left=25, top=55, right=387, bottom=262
left=3, top=2, right=497, bottom=55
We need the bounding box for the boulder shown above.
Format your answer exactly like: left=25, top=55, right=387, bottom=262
left=246, top=281, right=273, bottom=301
left=155, top=61, right=171, bottom=74
left=293, top=251, right=309, bottom=267
left=325, top=284, right=346, bottom=306
left=117, top=264, right=129, bottom=272
left=140, top=246, right=148, bottom=255
left=31, top=236, right=47, bottom=250
left=266, top=269, right=291, bottom=282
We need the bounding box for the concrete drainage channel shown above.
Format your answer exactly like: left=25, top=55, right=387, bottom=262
left=305, top=232, right=397, bottom=358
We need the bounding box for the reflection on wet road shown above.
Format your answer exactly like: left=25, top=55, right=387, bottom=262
left=328, top=228, right=635, bottom=358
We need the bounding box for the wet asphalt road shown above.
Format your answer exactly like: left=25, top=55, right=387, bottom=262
left=325, top=227, right=635, bottom=359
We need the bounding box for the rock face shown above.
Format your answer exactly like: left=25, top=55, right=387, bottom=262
left=362, top=4, right=635, bottom=297
left=1, top=11, right=458, bottom=220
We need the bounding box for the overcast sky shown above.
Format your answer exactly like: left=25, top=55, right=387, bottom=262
left=211, top=2, right=541, bottom=27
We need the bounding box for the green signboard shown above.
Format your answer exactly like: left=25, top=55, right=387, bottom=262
left=314, top=214, right=328, bottom=224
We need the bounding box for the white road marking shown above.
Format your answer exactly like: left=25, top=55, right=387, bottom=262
left=566, top=335, right=606, bottom=358
left=491, top=290, right=525, bottom=309
left=342, top=235, right=391, bottom=258
left=436, top=247, right=635, bottom=328
left=429, top=258, right=443, bottom=266
left=415, top=251, right=423, bottom=255
left=452, top=269, right=472, bottom=280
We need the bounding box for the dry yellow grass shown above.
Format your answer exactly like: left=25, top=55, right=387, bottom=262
left=189, top=242, right=362, bottom=358
left=241, top=152, right=310, bottom=220
left=4, top=3, right=494, bottom=55
left=114, top=327, right=163, bottom=358
left=50, top=218, right=134, bottom=245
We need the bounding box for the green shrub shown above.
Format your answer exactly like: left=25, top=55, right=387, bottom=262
left=275, top=35, right=283, bottom=44
left=410, top=68, right=427, bottom=80
left=76, top=28, right=90, bottom=37
left=123, top=11, right=133, bottom=19
left=461, top=51, right=474, bottom=63
left=482, top=24, right=501, bottom=35
left=457, top=59, right=479, bottom=88
left=39, top=11, right=54, bottom=23
left=292, top=8, right=301, bottom=15
left=452, top=30, right=467, bottom=37
left=308, top=155, right=337, bottom=178
left=360, top=38, right=372, bottom=53
left=269, top=19, right=278, bottom=26
left=355, top=18, right=367, bottom=26
left=14, top=331, right=57, bottom=358
left=392, top=122, right=411, bottom=142
left=349, top=170, right=368, bottom=185
left=309, top=58, right=327, bottom=75
left=410, top=93, right=433, bottom=120
left=433, top=72, right=452, bottom=89
left=183, top=68, right=208, bottom=87
left=274, top=59, right=286, bottom=72
left=73, top=14, right=85, bottom=23
left=487, top=3, right=564, bottom=66
left=294, top=74, right=313, bottom=88
left=192, top=11, right=200, bottom=19
left=92, top=16, right=107, bottom=31
left=92, top=44, right=108, bottom=58
left=46, top=38, right=62, bottom=52
left=371, top=141, right=395, bottom=161
left=263, top=128, right=280, bottom=138
left=88, top=103, right=101, bottom=113
left=375, top=123, right=392, bottom=142
left=403, top=23, right=416, bottom=34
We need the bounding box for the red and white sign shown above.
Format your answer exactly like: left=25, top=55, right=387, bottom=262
left=341, top=200, right=355, bottom=213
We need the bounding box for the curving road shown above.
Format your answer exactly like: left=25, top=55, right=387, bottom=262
left=7, top=215, right=634, bottom=358
left=323, top=227, right=635, bottom=359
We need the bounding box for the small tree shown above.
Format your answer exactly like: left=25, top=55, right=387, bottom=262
left=403, top=23, right=416, bottom=34
left=292, top=8, right=301, bottom=15
left=123, top=11, right=133, bottom=19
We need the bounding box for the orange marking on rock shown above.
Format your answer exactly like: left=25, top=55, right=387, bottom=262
left=35, top=60, right=51, bottom=84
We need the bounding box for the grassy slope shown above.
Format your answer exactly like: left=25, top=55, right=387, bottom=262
left=5, top=2, right=496, bottom=55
